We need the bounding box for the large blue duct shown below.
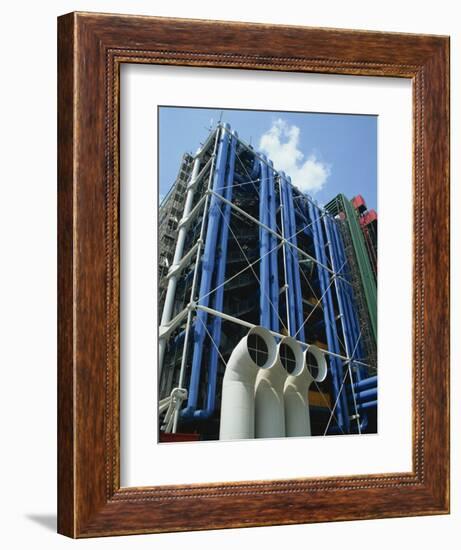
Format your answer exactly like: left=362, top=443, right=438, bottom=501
left=324, top=214, right=365, bottom=432
left=354, top=387, right=377, bottom=402
left=182, top=125, right=230, bottom=418
left=354, top=376, right=377, bottom=391
left=280, top=174, right=297, bottom=336
left=324, top=215, right=354, bottom=356
left=194, top=132, right=237, bottom=419
left=329, top=217, right=372, bottom=431
left=259, top=156, right=271, bottom=330
left=307, top=199, right=348, bottom=433
left=331, top=221, right=366, bottom=369
left=286, top=180, right=305, bottom=343
left=267, top=161, right=280, bottom=333
left=315, top=204, right=350, bottom=433
left=330, top=220, right=359, bottom=353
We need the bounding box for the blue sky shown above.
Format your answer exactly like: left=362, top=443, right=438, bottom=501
left=158, top=106, right=377, bottom=211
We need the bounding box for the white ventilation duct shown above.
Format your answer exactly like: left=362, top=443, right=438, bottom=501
left=255, top=337, right=304, bottom=439
left=284, top=345, right=328, bottom=437
left=219, top=326, right=277, bottom=441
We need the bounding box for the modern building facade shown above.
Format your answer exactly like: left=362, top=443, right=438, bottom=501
left=158, top=123, right=377, bottom=441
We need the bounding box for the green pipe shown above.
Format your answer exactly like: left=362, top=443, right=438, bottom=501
left=326, top=194, right=377, bottom=342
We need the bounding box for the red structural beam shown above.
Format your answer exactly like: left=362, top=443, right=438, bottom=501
left=360, top=209, right=378, bottom=227
left=352, top=194, right=367, bottom=213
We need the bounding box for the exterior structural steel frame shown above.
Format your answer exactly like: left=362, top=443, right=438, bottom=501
left=159, top=123, right=376, bottom=436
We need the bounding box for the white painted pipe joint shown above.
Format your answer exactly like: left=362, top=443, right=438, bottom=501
left=219, top=326, right=277, bottom=441
left=284, top=345, right=327, bottom=437
left=255, top=336, right=304, bottom=439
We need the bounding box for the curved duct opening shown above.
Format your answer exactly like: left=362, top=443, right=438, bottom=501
left=247, top=333, right=269, bottom=367
left=306, top=351, right=319, bottom=379
left=305, top=345, right=328, bottom=383
left=245, top=326, right=278, bottom=370
left=280, top=344, right=296, bottom=373
left=279, top=337, right=304, bottom=376
left=219, top=326, right=276, bottom=440
left=255, top=337, right=303, bottom=439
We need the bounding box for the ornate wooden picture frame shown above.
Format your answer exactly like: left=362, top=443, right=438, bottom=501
left=57, top=12, right=450, bottom=537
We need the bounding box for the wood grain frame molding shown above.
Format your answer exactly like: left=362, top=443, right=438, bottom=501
left=58, top=12, right=450, bottom=537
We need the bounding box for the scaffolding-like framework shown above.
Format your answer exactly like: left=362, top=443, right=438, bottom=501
left=158, top=152, right=194, bottom=313
left=324, top=194, right=378, bottom=374
left=158, top=124, right=377, bottom=439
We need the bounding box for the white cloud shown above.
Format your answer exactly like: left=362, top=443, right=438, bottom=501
left=258, top=118, right=331, bottom=194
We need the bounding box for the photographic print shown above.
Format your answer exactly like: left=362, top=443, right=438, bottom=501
left=158, top=106, right=378, bottom=442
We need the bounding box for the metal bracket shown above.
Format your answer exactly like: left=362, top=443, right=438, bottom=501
left=160, top=387, right=188, bottom=433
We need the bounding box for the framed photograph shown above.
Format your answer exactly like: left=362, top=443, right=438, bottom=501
left=58, top=12, right=450, bottom=537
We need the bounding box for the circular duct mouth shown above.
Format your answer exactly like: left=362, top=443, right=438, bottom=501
left=278, top=337, right=304, bottom=376
left=246, top=326, right=277, bottom=370
left=305, top=345, right=327, bottom=382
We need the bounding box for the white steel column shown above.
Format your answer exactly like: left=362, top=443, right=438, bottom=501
left=171, top=127, right=222, bottom=432
left=158, top=150, right=202, bottom=376
left=277, top=174, right=291, bottom=334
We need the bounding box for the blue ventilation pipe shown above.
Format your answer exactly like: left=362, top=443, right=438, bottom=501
left=307, top=200, right=349, bottom=433
left=354, top=376, right=377, bottom=391
left=324, top=214, right=365, bottom=432
left=354, top=387, right=377, bottom=402
left=267, top=161, right=280, bottom=333
left=280, top=174, right=297, bottom=336
left=286, top=180, right=305, bottom=343
left=329, top=216, right=370, bottom=431
left=182, top=125, right=230, bottom=419
left=330, top=220, right=358, bottom=351
left=331, top=219, right=367, bottom=389
left=331, top=221, right=365, bottom=366
left=352, top=376, right=377, bottom=425
left=259, top=155, right=271, bottom=330
left=325, top=217, right=376, bottom=433
left=323, top=215, right=354, bottom=354
left=194, top=132, right=237, bottom=419
left=328, top=217, right=365, bottom=370
left=314, top=207, right=350, bottom=433
left=315, top=206, right=350, bottom=433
